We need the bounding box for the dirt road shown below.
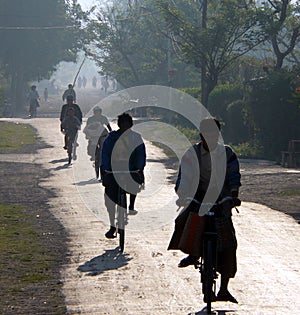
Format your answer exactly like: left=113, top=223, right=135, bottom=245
left=1, top=112, right=300, bottom=314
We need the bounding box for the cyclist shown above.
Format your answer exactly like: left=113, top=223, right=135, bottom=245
left=62, top=84, right=76, bottom=102
left=60, top=95, right=82, bottom=150
left=28, top=85, right=40, bottom=118
left=168, top=117, right=241, bottom=303
left=101, top=113, right=146, bottom=239
left=83, top=106, right=112, bottom=161
left=60, top=107, right=81, bottom=149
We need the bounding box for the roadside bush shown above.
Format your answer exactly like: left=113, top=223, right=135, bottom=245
left=231, top=141, right=264, bottom=159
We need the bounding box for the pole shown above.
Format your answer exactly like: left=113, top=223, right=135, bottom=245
left=73, top=55, right=86, bottom=87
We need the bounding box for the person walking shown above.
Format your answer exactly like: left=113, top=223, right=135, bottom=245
left=28, top=85, right=40, bottom=118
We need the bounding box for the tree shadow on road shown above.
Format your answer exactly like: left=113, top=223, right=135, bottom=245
left=77, top=247, right=132, bottom=276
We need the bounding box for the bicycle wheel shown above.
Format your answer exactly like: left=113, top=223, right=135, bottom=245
left=67, top=135, right=73, bottom=164
left=118, top=188, right=127, bottom=252
left=204, top=240, right=214, bottom=314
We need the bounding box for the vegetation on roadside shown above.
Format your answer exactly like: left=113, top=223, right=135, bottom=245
left=0, top=205, right=66, bottom=314
left=0, top=121, right=39, bottom=152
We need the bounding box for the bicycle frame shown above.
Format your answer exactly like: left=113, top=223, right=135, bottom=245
left=66, top=130, right=77, bottom=164
left=104, top=170, right=140, bottom=252
left=201, top=210, right=218, bottom=314
left=184, top=197, right=240, bottom=314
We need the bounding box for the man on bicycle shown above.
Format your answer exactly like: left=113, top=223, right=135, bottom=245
left=62, top=84, right=76, bottom=102
left=83, top=106, right=112, bottom=161
left=168, top=117, right=241, bottom=303
left=60, top=107, right=81, bottom=147
left=60, top=95, right=82, bottom=150
left=101, top=113, right=146, bottom=239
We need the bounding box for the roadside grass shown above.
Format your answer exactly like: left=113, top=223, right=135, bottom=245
left=279, top=189, right=300, bottom=196
left=0, top=205, right=57, bottom=310
left=0, top=121, right=38, bottom=152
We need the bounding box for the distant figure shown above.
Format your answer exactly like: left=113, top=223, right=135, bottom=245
left=43, top=88, right=48, bottom=102
left=62, top=84, right=76, bottom=103
left=92, top=76, right=97, bottom=88
left=102, top=76, right=109, bottom=95
left=77, top=76, right=82, bottom=89
left=82, top=76, right=87, bottom=88
left=28, top=85, right=40, bottom=118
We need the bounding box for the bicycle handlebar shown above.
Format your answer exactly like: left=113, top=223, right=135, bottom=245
left=177, top=196, right=241, bottom=212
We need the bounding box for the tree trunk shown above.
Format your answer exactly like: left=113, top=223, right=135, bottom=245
left=201, top=0, right=208, bottom=107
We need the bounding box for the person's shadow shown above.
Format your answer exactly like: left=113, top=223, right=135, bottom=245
left=73, top=178, right=99, bottom=186
left=49, top=158, right=71, bottom=170
left=77, top=247, right=132, bottom=276
left=189, top=308, right=236, bottom=315
left=50, top=158, right=69, bottom=164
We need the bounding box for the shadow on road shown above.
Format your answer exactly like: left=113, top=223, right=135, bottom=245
left=73, top=178, right=99, bottom=186
left=189, top=308, right=236, bottom=315
left=77, top=247, right=132, bottom=276
left=50, top=158, right=69, bottom=164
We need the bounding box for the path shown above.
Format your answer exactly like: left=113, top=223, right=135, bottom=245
left=1, top=116, right=300, bottom=315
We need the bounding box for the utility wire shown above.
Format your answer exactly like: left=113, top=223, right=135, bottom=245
left=0, top=26, right=75, bottom=30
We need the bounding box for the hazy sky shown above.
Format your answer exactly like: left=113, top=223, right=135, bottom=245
left=78, top=0, right=98, bottom=10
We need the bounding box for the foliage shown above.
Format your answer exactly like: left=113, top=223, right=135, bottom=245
left=0, top=0, right=90, bottom=112
left=156, top=0, right=264, bottom=105
left=87, top=0, right=169, bottom=88
left=207, top=82, right=249, bottom=143
left=231, top=141, right=264, bottom=159
left=180, top=87, right=201, bottom=100
left=256, top=0, right=300, bottom=69
left=87, top=0, right=201, bottom=89
left=246, top=69, right=300, bottom=160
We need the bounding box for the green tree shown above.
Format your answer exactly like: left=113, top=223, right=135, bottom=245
left=156, top=0, right=264, bottom=106
left=246, top=69, right=300, bottom=159
left=87, top=0, right=172, bottom=88
left=257, top=0, right=300, bottom=70
left=0, top=0, right=89, bottom=113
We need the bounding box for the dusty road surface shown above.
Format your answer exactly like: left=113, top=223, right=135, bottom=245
left=1, top=113, right=300, bottom=315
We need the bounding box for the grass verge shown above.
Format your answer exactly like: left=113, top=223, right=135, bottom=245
left=0, top=121, right=39, bottom=152
left=0, top=204, right=66, bottom=314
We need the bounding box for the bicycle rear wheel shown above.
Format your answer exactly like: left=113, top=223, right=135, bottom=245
left=204, top=240, right=214, bottom=314
left=117, top=189, right=127, bottom=252
left=67, top=136, right=73, bottom=164
left=119, top=228, right=125, bottom=253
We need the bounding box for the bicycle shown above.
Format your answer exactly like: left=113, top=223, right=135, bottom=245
left=182, top=196, right=240, bottom=314
left=65, top=130, right=78, bottom=164
left=103, top=170, right=141, bottom=252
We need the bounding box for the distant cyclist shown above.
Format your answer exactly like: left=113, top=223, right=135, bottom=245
left=83, top=106, right=112, bottom=161
left=62, top=84, right=76, bottom=102
left=60, top=95, right=82, bottom=150
left=60, top=107, right=81, bottom=142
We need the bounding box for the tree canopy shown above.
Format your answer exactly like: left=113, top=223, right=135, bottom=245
left=0, top=0, right=89, bottom=112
